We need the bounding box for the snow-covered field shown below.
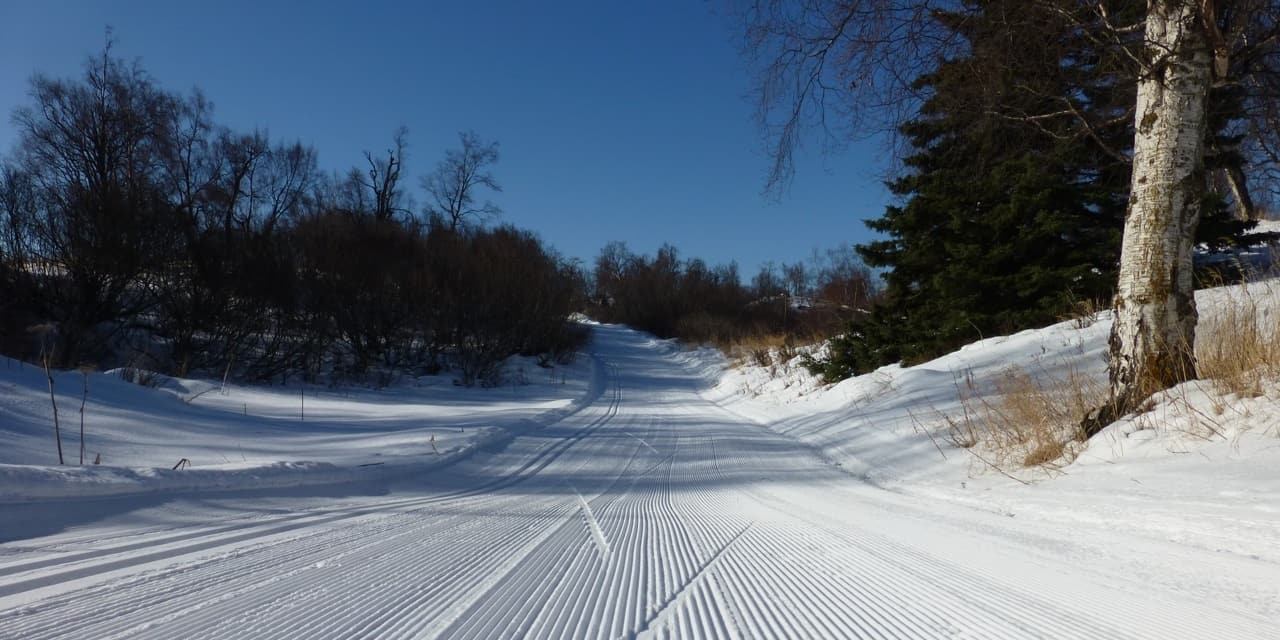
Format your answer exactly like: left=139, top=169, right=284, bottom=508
left=0, top=354, right=594, bottom=501
left=0, top=313, right=1278, bottom=638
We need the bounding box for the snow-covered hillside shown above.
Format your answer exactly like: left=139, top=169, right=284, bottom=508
left=706, top=280, right=1280, bottom=578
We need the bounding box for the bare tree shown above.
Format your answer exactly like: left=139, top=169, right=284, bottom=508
left=813, top=244, right=875, bottom=312
left=421, top=131, right=502, bottom=231
left=736, top=0, right=957, bottom=194
left=783, top=261, right=812, bottom=299
left=11, top=41, right=179, bottom=366
left=0, top=166, right=32, bottom=257
left=1096, top=0, right=1213, bottom=427
left=752, top=261, right=786, bottom=298
left=360, top=127, right=409, bottom=222
left=1208, top=2, right=1280, bottom=216
left=154, top=119, right=319, bottom=376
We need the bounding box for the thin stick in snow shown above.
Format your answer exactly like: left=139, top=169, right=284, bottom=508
left=220, top=356, right=234, bottom=395
left=43, top=351, right=63, bottom=465
left=569, top=484, right=610, bottom=559
left=79, top=369, right=88, bottom=465
left=908, top=409, right=947, bottom=461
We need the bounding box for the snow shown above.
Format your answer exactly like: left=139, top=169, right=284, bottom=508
left=0, top=353, right=596, bottom=501
left=0, top=306, right=1278, bottom=637
left=703, top=282, right=1280, bottom=623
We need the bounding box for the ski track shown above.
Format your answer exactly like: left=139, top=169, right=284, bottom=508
left=1, top=326, right=1276, bottom=639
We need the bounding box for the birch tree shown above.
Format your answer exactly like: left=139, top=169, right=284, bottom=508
left=421, top=131, right=502, bottom=232
left=1085, top=1, right=1280, bottom=429
left=1086, top=1, right=1214, bottom=429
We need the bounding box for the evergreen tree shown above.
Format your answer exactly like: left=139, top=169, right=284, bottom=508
left=810, top=2, right=1125, bottom=377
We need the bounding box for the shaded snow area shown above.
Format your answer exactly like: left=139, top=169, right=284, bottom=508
left=0, top=354, right=595, bottom=501
left=0, top=321, right=1277, bottom=638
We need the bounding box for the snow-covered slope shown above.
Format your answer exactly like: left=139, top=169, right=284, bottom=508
left=704, top=282, right=1280, bottom=575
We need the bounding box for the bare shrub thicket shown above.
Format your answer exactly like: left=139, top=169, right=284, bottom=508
left=0, top=45, right=588, bottom=387
left=724, top=333, right=796, bottom=369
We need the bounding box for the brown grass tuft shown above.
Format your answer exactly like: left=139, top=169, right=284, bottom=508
left=947, top=363, right=1104, bottom=470
left=726, top=333, right=797, bottom=369
left=1058, top=296, right=1106, bottom=329
left=1195, top=280, right=1280, bottom=401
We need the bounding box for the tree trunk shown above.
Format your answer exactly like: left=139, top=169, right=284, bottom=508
left=1087, top=0, right=1212, bottom=435
left=1223, top=164, right=1255, bottom=222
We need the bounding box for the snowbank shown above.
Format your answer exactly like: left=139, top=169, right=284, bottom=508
left=0, top=350, right=599, bottom=503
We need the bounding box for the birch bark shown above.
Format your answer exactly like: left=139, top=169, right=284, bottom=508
left=1092, top=0, right=1213, bottom=433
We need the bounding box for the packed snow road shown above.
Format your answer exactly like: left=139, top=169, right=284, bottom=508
left=0, top=325, right=1273, bottom=639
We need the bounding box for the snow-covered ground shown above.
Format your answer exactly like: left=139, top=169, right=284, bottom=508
left=0, top=315, right=1277, bottom=638
left=0, top=354, right=595, bottom=501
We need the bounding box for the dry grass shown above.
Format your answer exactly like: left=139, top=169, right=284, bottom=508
left=946, top=363, right=1104, bottom=470
left=1058, top=296, right=1107, bottom=329
left=1195, top=280, right=1280, bottom=401
left=726, top=333, right=798, bottom=369
left=941, top=277, right=1280, bottom=471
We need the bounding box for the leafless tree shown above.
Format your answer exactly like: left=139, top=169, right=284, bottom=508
left=11, top=41, right=179, bottom=366
left=735, top=0, right=959, bottom=194
left=783, top=261, right=812, bottom=299
left=1088, top=1, right=1280, bottom=430
left=0, top=165, right=38, bottom=356
left=813, top=243, right=875, bottom=312
left=421, top=131, right=502, bottom=231
left=360, top=127, right=410, bottom=222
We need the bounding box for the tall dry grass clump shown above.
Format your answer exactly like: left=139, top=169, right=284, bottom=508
left=1195, top=280, right=1280, bottom=400
left=947, top=364, right=1104, bottom=469
left=726, top=333, right=798, bottom=369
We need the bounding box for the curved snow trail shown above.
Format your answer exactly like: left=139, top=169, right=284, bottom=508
left=0, top=325, right=1275, bottom=639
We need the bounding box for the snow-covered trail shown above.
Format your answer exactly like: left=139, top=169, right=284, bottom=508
left=0, top=325, right=1274, bottom=639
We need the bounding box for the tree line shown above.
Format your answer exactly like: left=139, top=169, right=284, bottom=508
left=0, top=44, right=586, bottom=386
left=588, top=242, right=878, bottom=348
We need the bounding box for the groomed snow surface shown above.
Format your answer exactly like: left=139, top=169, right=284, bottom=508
left=1, top=314, right=1278, bottom=638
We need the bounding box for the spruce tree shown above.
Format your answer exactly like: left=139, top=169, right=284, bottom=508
left=812, top=2, right=1128, bottom=376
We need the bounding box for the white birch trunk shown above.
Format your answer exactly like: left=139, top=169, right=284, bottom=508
left=1101, top=0, right=1213, bottom=426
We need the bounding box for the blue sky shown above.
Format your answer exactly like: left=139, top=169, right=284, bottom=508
left=0, top=0, right=892, bottom=277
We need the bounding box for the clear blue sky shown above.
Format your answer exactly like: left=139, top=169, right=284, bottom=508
left=0, top=0, right=892, bottom=277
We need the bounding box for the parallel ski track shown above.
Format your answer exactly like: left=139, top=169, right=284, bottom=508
left=0, top=361, right=625, bottom=638
left=0, top=355, right=621, bottom=573
left=629, top=402, right=1274, bottom=640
